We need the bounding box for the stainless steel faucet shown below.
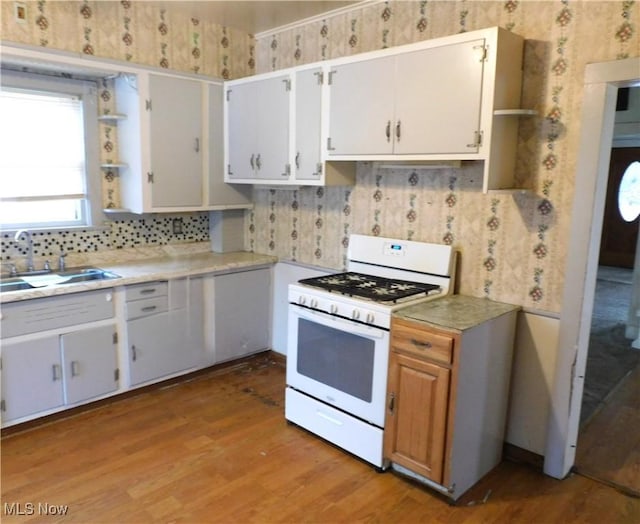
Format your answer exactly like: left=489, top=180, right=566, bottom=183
left=14, top=230, right=34, bottom=272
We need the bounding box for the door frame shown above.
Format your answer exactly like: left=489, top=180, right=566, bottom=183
left=544, top=57, right=640, bottom=479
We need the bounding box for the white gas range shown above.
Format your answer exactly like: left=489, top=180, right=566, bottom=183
left=285, top=234, right=457, bottom=469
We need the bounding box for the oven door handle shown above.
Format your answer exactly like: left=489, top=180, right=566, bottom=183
left=291, top=304, right=387, bottom=339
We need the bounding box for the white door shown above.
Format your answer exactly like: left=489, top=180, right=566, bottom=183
left=255, top=75, right=291, bottom=180
left=295, top=68, right=323, bottom=181
left=394, top=40, right=485, bottom=154
left=1, top=336, right=63, bottom=422
left=328, top=56, right=395, bottom=155
left=226, top=81, right=258, bottom=179
left=128, top=311, right=188, bottom=385
left=61, top=325, right=118, bottom=405
left=214, top=269, right=270, bottom=363
left=149, top=74, right=203, bottom=207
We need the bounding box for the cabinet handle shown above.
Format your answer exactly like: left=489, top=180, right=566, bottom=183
left=52, top=364, right=61, bottom=382
left=295, top=152, right=300, bottom=169
left=140, top=288, right=156, bottom=295
left=194, top=137, right=200, bottom=153
left=70, top=360, right=80, bottom=377
left=141, top=306, right=157, bottom=313
left=396, top=120, right=401, bottom=142
left=388, top=392, right=395, bottom=414
left=256, top=154, right=262, bottom=170
left=411, top=338, right=433, bottom=350
left=250, top=154, right=255, bottom=169
left=385, top=120, right=391, bottom=142
left=132, top=345, right=137, bottom=362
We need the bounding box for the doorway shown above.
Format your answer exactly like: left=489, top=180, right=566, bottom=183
left=575, top=147, right=640, bottom=496
left=544, top=57, right=640, bottom=482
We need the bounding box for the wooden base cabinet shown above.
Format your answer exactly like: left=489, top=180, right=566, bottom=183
left=384, top=300, right=518, bottom=501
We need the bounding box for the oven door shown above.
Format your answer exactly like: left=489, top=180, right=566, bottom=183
left=286, top=303, right=390, bottom=427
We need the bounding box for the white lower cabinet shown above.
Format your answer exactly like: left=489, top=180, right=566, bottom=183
left=1, top=329, right=118, bottom=423
left=1, top=336, right=63, bottom=422
left=212, top=268, right=271, bottom=363
left=61, top=325, right=119, bottom=405
left=126, top=278, right=204, bottom=386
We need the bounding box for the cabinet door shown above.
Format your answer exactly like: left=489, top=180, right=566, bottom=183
left=328, top=57, right=395, bottom=155
left=208, top=83, right=252, bottom=205
left=128, top=311, right=188, bottom=385
left=384, top=351, right=450, bottom=484
left=1, top=337, right=63, bottom=422
left=295, top=68, right=323, bottom=181
left=226, top=81, right=258, bottom=180
left=214, top=268, right=270, bottom=363
left=255, top=75, right=291, bottom=180
left=148, top=74, right=203, bottom=207
left=61, top=325, right=118, bottom=405
left=394, top=40, right=485, bottom=154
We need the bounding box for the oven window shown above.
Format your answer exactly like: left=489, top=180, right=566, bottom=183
left=297, top=318, right=375, bottom=402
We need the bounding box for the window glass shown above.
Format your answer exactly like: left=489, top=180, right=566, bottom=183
left=618, top=160, right=640, bottom=222
left=0, top=71, right=98, bottom=230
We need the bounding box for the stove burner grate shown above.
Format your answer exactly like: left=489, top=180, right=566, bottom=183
left=299, top=272, right=440, bottom=303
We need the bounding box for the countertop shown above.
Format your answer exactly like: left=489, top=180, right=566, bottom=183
left=1, top=250, right=277, bottom=304
left=394, top=294, right=521, bottom=333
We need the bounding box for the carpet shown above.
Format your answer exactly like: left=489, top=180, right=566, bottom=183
left=581, top=271, right=640, bottom=426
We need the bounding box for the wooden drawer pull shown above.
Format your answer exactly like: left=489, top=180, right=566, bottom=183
left=411, top=338, right=432, bottom=349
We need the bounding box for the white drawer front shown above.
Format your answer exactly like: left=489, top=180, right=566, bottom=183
left=2, top=290, right=114, bottom=338
left=126, top=296, right=168, bottom=320
left=125, top=281, right=168, bottom=302
left=285, top=387, right=384, bottom=468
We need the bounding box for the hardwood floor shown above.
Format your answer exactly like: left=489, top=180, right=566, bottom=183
left=2, top=353, right=639, bottom=523
left=576, top=362, right=640, bottom=496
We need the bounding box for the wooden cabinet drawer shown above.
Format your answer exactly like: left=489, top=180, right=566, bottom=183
left=125, top=281, right=168, bottom=302
left=391, top=319, right=453, bottom=365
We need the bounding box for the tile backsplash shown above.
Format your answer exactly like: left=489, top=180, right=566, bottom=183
left=1, top=213, right=209, bottom=270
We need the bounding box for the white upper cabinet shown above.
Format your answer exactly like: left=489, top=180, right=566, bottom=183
left=295, top=68, right=323, bottom=180
left=328, top=56, right=395, bottom=155
left=326, top=27, right=525, bottom=191
left=328, top=41, right=484, bottom=156
left=225, top=74, right=291, bottom=183
left=115, top=72, right=251, bottom=212
left=393, top=40, right=485, bottom=154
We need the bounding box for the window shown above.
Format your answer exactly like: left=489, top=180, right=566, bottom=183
left=0, top=70, right=100, bottom=230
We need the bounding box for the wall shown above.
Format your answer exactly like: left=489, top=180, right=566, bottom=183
left=250, top=0, right=639, bottom=314
left=0, top=0, right=255, bottom=266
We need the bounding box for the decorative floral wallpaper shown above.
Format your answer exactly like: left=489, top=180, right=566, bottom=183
left=249, top=0, right=639, bottom=313
left=0, top=0, right=255, bottom=266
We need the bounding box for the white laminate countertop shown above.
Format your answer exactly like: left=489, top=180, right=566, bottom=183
left=394, top=294, right=521, bottom=333
left=0, top=250, right=277, bottom=304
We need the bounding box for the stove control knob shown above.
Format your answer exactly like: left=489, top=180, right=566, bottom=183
left=366, top=313, right=375, bottom=324
left=330, top=304, right=338, bottom=314
left=310, top=299, right=318, bottom=308
left=352, top=309, right=361, bottom=320
left=299, top=295, right=306, bottom=306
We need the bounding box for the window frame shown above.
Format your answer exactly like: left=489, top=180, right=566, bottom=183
left=0, top=69, right=101, bottom=231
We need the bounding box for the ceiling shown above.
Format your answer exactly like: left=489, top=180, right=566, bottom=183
left=162, top=1, right=360, bottom=35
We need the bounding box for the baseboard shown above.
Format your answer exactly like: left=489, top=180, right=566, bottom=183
left=503, top=443, right=545, bottom=471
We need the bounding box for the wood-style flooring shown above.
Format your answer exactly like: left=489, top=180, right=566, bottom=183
left=576, top=362, right=640, bottom=497
left=2, top=353, right=639, bottom=523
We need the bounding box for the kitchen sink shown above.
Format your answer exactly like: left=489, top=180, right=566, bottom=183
left=0, top=278, right=35, bottom=292
left=1, top=267, right=120, bottom=292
